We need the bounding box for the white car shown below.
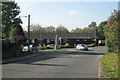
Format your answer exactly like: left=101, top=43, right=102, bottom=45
left=23, top=45, right=38, bottom=52
left=76, top=44, right=88, bottom=51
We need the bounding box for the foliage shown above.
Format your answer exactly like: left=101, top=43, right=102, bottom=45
left=2, top=1, right=22, bottom=39
left=30, top=24, right=40, bottom=31
left=64, top=43, right=70, bottom=47
left=2, top=40, right=23, bottom=58
left=101, top=52, right=119, bottom=78
left=56, top=25, right=69, bottom=33
left=71, top=28, right=82, bottom=33
left=104, top=10, right=119, bottom=52
left=71, top=22, right=97, bottom=34
left=11, top=35, right=26, bottom=43
left=2, top=1, right=26, bottom=58
left=30, top=24, right=69, bottom=34
left=46, top=26, right=56, bottom=33
left=88, top=21, right=97, bottom=29
left=82, top=27, right=94, bottom=33
left=60, top=43, right=74, bottom=48
left=86, top=43, right=95, bottom=47
left=13, top=25, right=25, bottom=36
left=96, top=21, right=107, bottom=39
left=29, top=22, right=98, bottom=34
left=9, top=25, right=26, bottom=43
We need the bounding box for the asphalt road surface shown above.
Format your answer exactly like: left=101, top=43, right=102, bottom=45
left=2, top=46, right=107, bottom=78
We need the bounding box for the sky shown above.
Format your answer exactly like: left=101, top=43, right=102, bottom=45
left=15, top=0, right=118, bottom=31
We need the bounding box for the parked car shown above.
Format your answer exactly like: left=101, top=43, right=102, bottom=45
left=23, top=45, right=38, bottom=52
left=76, top=44, right=88, bottom=51
left=47, top=44, right=55, bottom=49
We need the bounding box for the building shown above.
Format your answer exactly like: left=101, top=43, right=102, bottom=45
left=25, top=32, right=98, bottom=46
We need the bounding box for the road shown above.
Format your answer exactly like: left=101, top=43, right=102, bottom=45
left=2, top=46, right=107, bottom=78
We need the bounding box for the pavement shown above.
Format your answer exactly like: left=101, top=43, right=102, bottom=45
left=2, top=46, right=107, bottom=78
left=2, top=53, right=38, bottom=64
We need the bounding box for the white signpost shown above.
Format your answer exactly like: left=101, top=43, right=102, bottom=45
left=54, top=35, right=58, bottom=50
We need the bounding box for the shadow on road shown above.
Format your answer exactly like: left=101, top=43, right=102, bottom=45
left=31, top=63, right=67, bottom=66
left=12, top=50, right=105, bottom=65
left=59, top=51, right=105, bottom=55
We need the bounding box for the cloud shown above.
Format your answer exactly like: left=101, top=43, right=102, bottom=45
left=68, top=10, right=78, bottom=15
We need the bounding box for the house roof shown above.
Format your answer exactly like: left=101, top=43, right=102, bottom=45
left=25, top=32, right=97, bottom=39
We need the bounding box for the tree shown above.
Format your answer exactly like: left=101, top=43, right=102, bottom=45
left=97, top=21, right=107, bottom=39
left=88, top=21, right=97, bottom=38
left=13, top=25, right=25, bottom=36
left=46, top=26, right=55, bottom=33
left=30, top=24, right=41, bottom=31
left=88, top=21, right=97, bottom=29
left=71, top=28, right=82, bottom=33
left=82, top=27, right=94, bottom=33
left=104, top=10, right=119, bottom=52
left=10, top=25, right=26, bottom=43
left=2, top=1, right=22, bottom=39
left=56, top=25, right=69, bottom=33
left=29, top=24, right=48, bottom=33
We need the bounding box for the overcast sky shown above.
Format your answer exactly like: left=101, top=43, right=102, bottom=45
left=15, top=0, right=118, bottom=31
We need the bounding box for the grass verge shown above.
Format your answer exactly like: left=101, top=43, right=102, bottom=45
left=43, top=49, right=66, bottom=51
left=101, top=52, right=119, bottom=79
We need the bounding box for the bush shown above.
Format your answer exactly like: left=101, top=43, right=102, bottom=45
left=60, top=45, right=65, bottom=48
left=2, top=40, right=22, bottom=58
left=64, top=43, right=70, bottom=47
left=60, top=43, right=74, bottom=48
left=86, top=43, right=95, bottom=47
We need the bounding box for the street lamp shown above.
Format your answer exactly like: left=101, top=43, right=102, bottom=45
left=20, top=16, right=27, bottom=18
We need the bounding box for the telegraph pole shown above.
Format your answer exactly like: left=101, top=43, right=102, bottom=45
left=28, top=15, right=30, bottom=51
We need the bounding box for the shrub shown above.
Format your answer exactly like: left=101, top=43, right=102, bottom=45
left=11, top=35, right=26, bottom=43
left=86, top=43, right=95, bottom=47
left=60, top=43, right=74, bottom=48
left=2, top=40, right=22, bottom=58
left=64, top=43, right=70, bottom=47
